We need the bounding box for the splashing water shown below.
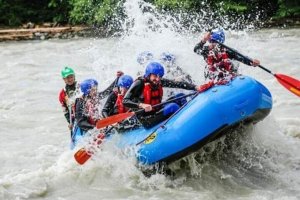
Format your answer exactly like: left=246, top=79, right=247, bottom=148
left=0, top=0, right=299, bottom=199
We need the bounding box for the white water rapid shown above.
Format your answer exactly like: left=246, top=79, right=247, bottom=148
left=0, top=1, right=299, bottom=199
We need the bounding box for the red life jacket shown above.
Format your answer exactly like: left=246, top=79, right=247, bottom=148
left=115, top=92, right=128, bottom=114
left=59, top=83, right=80, bottom=120
left=88, top=118, right=97, bottom=126
left=143, top=81, right=163, bottom=106
left=59, top=89, right=76, bottom=120
left=207, top=48, right=233, bottom=72
left=85, top=98, right=99, bottom=126
left=59, top=88, right=67, bottom=106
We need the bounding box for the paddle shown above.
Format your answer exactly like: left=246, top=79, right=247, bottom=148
left=74, top=91, right=197, bottom=165
left=66, top=95, right=76, bottom=147
left=96, top=91, right=198, bottom=129
left=136, top=91, right=200, bottom=146
left=214, top=40, right=300, bottom=97
left=68, top=105, right=73, bottom=139
left=74, top=126, right=114, bottom=165
left=68, top=105, right=77, bottom=149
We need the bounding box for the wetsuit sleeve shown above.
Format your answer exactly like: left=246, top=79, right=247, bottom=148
left=226, top=48, right=252, bottom=66
left=122, top=79, right=144, bottom=109
left=75, top=98, right=95, bottom=131
left=64, top=110, right=71, bottom=123
left=161, top=78, right=196, bottom=90
left=194, top=41, right=209, bottom=59
left=102, top=92, right=117, bottom=118
left=98, top=77, right=118, bottom=100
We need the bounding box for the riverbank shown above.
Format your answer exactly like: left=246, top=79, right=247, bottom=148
left=263, top=17, right=300, bottom=28
left=0, top=17, right=299, bottom=42
left=0, top=25, right=93, bottom=42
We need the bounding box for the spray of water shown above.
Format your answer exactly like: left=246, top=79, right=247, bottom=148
left=82, top=1, right=300, bottom=195
left=1, top=1, right=299, bottom=200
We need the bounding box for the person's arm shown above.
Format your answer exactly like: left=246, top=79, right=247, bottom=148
left=122, top=79, right=144, bottom=109
left=194, top=40, right=205, bottom=53
left=98, top=77, right=118, bottom=100
left=63, top=106, right=70, bottom=123
left=194, top=42, right=210, bottom=60
left=75, top=98, right=95, bottom=131
left=194, top=32, right=211, bottom=58
left=226, top=48, right=252, bottom=65
left=226, top=48, right=260, bottom=66
left=161, top=78, right=196, bottom=90
left=101, top=92, right=117, bottom=118
left=98, top=71, right=124, bottom=99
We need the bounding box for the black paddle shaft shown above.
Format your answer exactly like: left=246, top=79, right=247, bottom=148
left=136, top=91, right=199, bottom=146
left=100, top=92, right=196, bottom=134
left=135, top=91, right=198, bottom=115
left=214, top=40, right=274, bottom=75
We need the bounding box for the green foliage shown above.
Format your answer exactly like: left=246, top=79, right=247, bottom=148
left=0, top=0, right=17, bottom=25
left=0, top=0, right=299, bottom=27
left=154, top=0, right=194, bottom=10
left=276, top=0, right=300, bottom=17
left=69, top=0, right=120, bottom=25
left=48, top=0, right=71, bottom=23
left=152, top=0, right=281, bottom=21
left=151, top=0, right=246, bottom=23
left=69, top=0, right=94, bottom=24
left=0, top=0, right=70, bottom=26
left=154, top=0, right=180, bottom=9
left=94, top=0, right=116, bottom=24
left=220, top=1, right=248, bottom=13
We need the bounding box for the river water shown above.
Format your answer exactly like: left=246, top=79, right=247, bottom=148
left=0, top=1, right=300, bottom=200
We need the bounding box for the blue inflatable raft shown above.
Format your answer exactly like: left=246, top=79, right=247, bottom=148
left=115, top=75, right=272, bottom=165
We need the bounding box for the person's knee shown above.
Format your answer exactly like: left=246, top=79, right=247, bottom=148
left=163, top=103, right=180, bottom=116
left=174, top=93, right=187, bottom=106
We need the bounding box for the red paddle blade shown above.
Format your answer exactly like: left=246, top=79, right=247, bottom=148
left=96, top=112, right=135, bottom=129
left=275, top=74, right=300, bottom=97
left=74, top=133, right=106, bottom=165
left=74, top=148, right=91, bottom=165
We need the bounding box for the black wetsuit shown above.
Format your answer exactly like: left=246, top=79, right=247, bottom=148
left=101, top=91, right=118, bottom=118
left=193, top=41, right=252, bottom=65
left=75, top=78, right=118, bottom=132
left=123, top=77, right=196, bottom=128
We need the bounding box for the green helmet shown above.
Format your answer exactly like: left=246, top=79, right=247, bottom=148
left=61, top=66, right=75, bottom=78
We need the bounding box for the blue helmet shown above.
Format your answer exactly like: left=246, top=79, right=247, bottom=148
left=117, top=75, right=133, bottom=89
left=210, top=29, right=225, bottom=43
left=137, top=51, right=154, bottom=65
left=160, top=52, right=176, bottom=63
left=144, top=62, right=165, bottom=78
left=80, top=79, right=98, bottom=96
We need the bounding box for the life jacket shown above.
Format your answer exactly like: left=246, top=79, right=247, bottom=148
left=143, top=80, right=163, bottom=106
left=59, top=82, right=80, bottom=121
left=115, top=92, right=128, bottom=114
left=205, top=46, right=236, bottom=81
left=84, top=98, right=100, bottom=126
left=207, top=48, right=232, bottom=70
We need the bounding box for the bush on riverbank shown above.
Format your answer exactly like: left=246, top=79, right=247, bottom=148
left=0, top=0, right=70, bottom=26
left=0, top=0, right=299, bottom=28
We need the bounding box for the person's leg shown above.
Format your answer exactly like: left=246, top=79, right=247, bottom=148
left=166, top=93, right=187, bottom=107
left=162, top=102, right=180, bottom=116
left=138, top=103, right=180, bottom=128
left=70, top=123, right=85, bottom=149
